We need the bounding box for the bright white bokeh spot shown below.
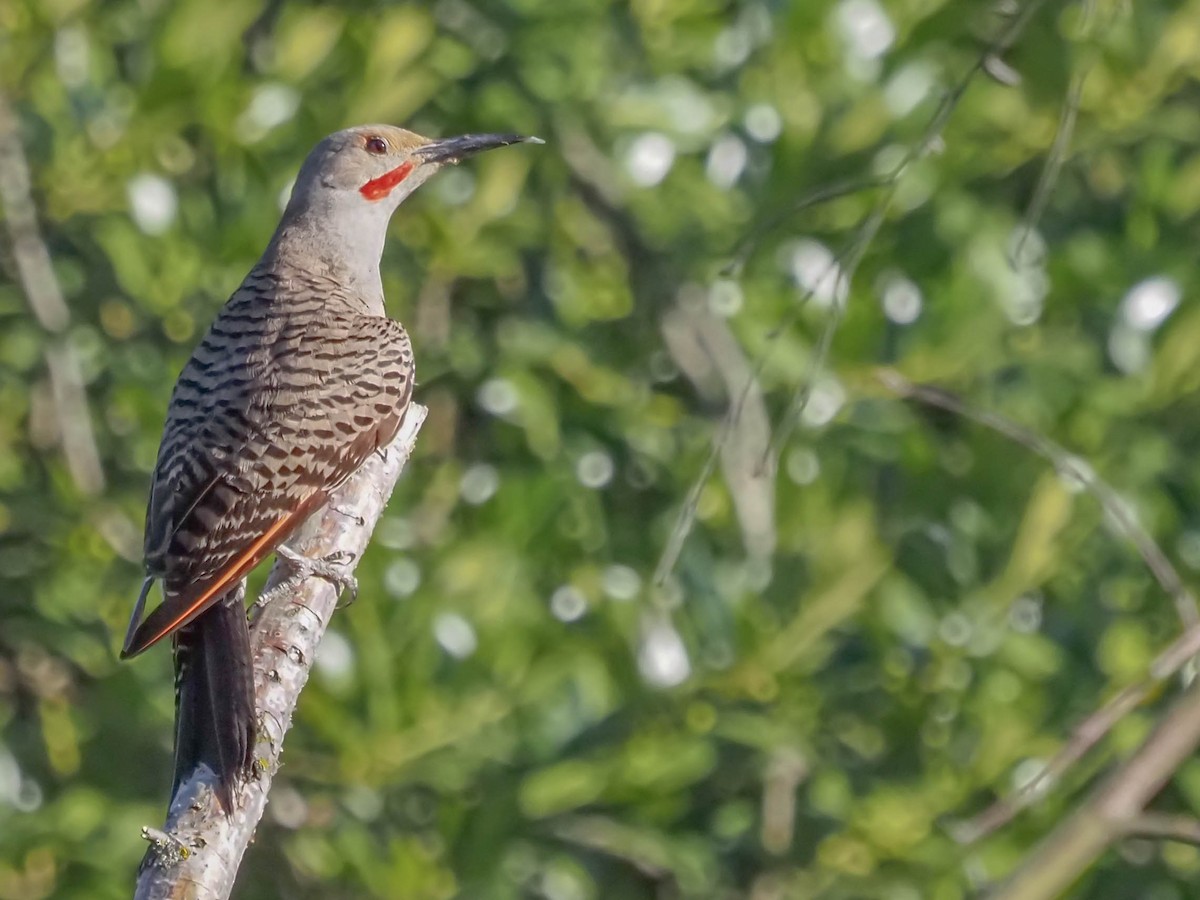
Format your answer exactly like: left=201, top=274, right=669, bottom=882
left=268, top=784, right=308, bottom=829
left=880, top=273, right=923, bottom=324
left=375, top=516, right=415, bottom=550
left=638, top=618, right=691, bottom=687
left=314, top=630, right=355, bottom=679
left=660, top=77, right=718, bottom=135
left=540, top=867, right=589, bottom=900
left=601, top=564, right=641, bottom=601
left=127, top=174, right=177, bottom=235
left=384, top=558, right=421, bottom=598
left=938, top=612, right=972, bottom=648
left=477, top=378, right=519, bottom=416
left=13, top=778, right=41, bottom=813
left=1008, top=227, right=1047, bottom=270
left=434, top=167, right=477, bottom=206
left=884, top=61, right=936, bottom=117
left=576, top=450, right=614, bottom=489
left=714, top=25, right=753, bottom=69
left=970, top=233, right=1049, bottom=326
left=871, top=143, right=908, bottom=179
left=1109, top=324, right=1150, bottom=375
left=343, top=785, right=384, bottom=822
left=706, top=134, right=748, bottom=189
left=745, top=557, right=773, bottom=592
left=1121, top=276, right=1181, bottom=331
left=656, top=577, right=685, bottom=610
left=0, top=748, right=21, bottom=807
left=1009, top=594, right=1043, bottom=633
left=460, top=463, right=500, bottom=505
left=54, top=26, right=89, bottom=87
left=744, top=104, right=783, bottom=143
left=801, top=375, right=846, bottom=428
left=625, top=133, right=676, bottom=187
left=784, top=239, right=848, bottom=308
left=786, top=447, right=821, bottom=485
left=1006, top=278, right=1047, bottom=325
left=1011, top=758, right=1053, bottom=798
left=708, top=279, right=743, bottom=317
left=1055, top=455, right=1094, bottom=494
left=713, top=4, right=772, bottom=70
left=550, top=585, right=588, bottom=622
left=835, top=0, right=895, bottom=61
left=237, top=83, right=300, bottom=139
left=433, top=612, right=478, bottom=659
left=1177, top=531, right=1200, bottom=571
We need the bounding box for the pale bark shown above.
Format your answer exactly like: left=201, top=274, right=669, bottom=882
left=133, top=404, right=426, bottom=900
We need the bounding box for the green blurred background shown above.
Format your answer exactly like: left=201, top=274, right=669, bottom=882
left=3, top=0, right=1200, bottom=897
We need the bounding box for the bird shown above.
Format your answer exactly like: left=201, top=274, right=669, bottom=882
left=121, top=124, right=539, bottom=812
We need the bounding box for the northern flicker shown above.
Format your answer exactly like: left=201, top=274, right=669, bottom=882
left=121, top=125, right=538, bottom=811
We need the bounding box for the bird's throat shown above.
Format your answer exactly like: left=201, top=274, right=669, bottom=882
left=359, top=161, right=415, bottom=201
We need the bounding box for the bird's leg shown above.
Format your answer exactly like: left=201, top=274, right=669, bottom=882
left=277, top=544, right=359, bottom=598
left=254, top=545, right=359, bottom=616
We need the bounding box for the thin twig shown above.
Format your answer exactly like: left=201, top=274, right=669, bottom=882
left=652, top=0, right=1057, bottom=588
left=721, top=176, right=891, bottom=277
left=132, top=406, right=426, bottom=900
left=0, top=92, right=105, bottom=495
left=1010, top=0, right=1100, bottom=267
left=880, top=370, right=1200, bottom=841
left=765, top=202, right=886, bottom=466
left=880, top=370, right=1199, bottom=628
left=986, top=679, right=1200, bottom=900
left=1123, top=812, right=1200, bottom=847
left=1010, top=69, right=1085, bottom=268
left=954, top=617, right=1200, bottom=843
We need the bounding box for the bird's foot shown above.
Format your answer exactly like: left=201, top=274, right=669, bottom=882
left=140, top=826, right=190, bottom=865
left=252, top=546, right=359, bottom=615
left=275, top=544, right=360, bottom=603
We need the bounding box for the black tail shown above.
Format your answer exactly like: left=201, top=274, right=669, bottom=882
left=172, top=594, right=256, bottom=813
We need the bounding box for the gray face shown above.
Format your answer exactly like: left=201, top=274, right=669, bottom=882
left=292, top=125, right=540, bottom=205
left=293, top=125, right=435, bottom=200
left=269, top=124, right=540, bottom=302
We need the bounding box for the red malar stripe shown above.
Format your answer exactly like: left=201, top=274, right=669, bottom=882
left=359, top=161, right=415, bottom=201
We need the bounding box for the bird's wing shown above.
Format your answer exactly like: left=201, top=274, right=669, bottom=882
left=123, top=301, right=413, bottom=657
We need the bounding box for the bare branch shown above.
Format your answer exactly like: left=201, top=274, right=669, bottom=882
left=1124, top=812, right=1200, bottom=847
left=0, top=91, right=105, bottom=495
left=880, top=370, right=1199, bottom=627
left=880, top=370, right=1200, bottom=840
left=954, top=619, right=1200, bottom=843
left=986, top=679, right=1200, bottom=900
left=651, top=0, right=1057, bottom=588
left=1010, top=69, right=1084, bottom=268
left=132, top=405, right=427, bottom=900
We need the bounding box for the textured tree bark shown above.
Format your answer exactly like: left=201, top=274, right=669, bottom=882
left=132, top=404, right=426, bottom=900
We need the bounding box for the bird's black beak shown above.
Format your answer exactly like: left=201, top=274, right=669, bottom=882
left=415, top=133, right=543, bottom=166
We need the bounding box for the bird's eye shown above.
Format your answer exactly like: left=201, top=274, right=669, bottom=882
left=365, top=136, right=388, bottom=154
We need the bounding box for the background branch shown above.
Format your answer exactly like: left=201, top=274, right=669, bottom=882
left=987, top=677, right=1200, bottom=899
left=1123, top=813, right=1200, bottom=847
left=652, top=0, right=1055, bottom=589
left=0, top=91, right=104, bottom=496
left=132, top=405, right=427, bottom=900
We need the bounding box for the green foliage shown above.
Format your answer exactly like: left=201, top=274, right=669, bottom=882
left=3, top=0, right=1200, bottom=897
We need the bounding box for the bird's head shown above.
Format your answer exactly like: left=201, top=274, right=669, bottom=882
left=287, top=124, right=540, bottom=218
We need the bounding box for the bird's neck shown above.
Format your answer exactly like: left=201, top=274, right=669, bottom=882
left=260, top=195, right=393, bottom=316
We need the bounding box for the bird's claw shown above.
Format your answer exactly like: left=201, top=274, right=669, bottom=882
left=275, top=545, right=359, bottom=601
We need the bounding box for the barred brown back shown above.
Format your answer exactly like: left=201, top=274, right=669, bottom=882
left=131, top=267, right=414, bottom=648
